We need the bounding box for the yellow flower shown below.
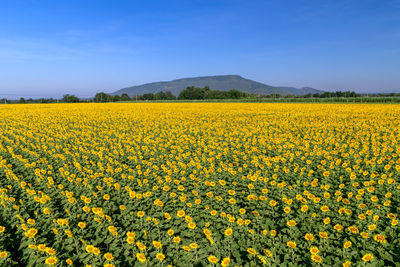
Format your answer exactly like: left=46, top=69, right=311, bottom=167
left=263, top=249, right=272, bottom=257
left=287, top=220, right=296, bottom=227
left=304, top=233, right=314, bottom=241
left=343, top=241, right=352, bottom=248
left=362, top=253, right=374, bottom=262
left=208, top=255, right=219, bottom=263
left=0, top=251, right=7, bottom=258
left=311, top=254, right=322, bottom=263
left=177, top=210, right=185, bottom=217
left=156, top=253, right=165, bottom=261
left=310, top=247, right=319, bottom=255
left=126, top=235, right=135, bottom=244
left=104, top=253, right=114, bottom=261
left=188, top=222, right=196, bottom=229
left=153, top=240, right=162, bottom=249
left=86, top=245, right=94, bottom=253
left=45, top=247, right=56, bottom=255
left=323, top=217, right=331, bottom=224
left=284, top=207, right=291, bottom=213
left=320, top=205, right=329, bottom=212
left=360, top=232, right=369, bottom=239
left=136, top=253, right=146, bottom=263
left=373, top=234, right=387, bottom=243
left=136, top=242, right=147, bottom=251
left=319, top=232, right=328, bottom=238
left=247, top=248, right=257, bottom=255
left=167, top=229, right=175, bottom=236
left=93, top=247, right=100, bottom=255
left=348, top=225, right=359, bottom=234
left=301, top=205, right=309, bottom=212
left=334, top=224, right=343, bottom=231
left=221, top=257, right=231, bottom=266
left=45, top=256, right=58, bottom=266
left=287, top=241, right=296, bottom=248
left=38, top=244, right=47, bottom=251
left=224, top=228, right=233, bottom=237
left=25, top=228, right=38, bottom=238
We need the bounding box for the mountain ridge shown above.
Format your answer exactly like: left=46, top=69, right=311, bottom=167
left=112, top=75, right=324, bottom=96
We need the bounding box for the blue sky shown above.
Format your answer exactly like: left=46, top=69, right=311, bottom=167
left=1, top=0, right=399, bottom=98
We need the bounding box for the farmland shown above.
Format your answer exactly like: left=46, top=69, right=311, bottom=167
left=0, top=103, right=399, bottom=266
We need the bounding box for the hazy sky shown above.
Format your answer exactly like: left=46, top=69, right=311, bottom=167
left=1, top=0, right=400, bottom=98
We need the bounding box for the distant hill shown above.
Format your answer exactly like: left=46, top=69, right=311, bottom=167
left=112, top=75, right=324, bottom=96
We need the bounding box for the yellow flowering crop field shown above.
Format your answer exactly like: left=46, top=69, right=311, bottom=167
left=0, top=103, right=399, bottom=266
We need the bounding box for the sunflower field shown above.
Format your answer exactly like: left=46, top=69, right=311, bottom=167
left=0, top=103, right=399, bottom=266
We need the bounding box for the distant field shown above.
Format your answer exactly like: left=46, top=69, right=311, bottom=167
left=0, top=103, right=399, bottom=266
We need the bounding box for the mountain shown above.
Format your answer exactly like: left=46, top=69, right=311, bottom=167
left=112, top=75, right=323, bottom=96
left=279, top=86, right=324, bottom=95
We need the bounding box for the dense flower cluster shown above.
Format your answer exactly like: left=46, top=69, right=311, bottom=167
left=0, top=103, right=399, bottom=266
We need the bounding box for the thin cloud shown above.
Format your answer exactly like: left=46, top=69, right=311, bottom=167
left=0, top=35, right=140, bottom=63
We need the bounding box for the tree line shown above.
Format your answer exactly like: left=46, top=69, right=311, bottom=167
left=2, top=88, right=400, bottom=103
left=92, top=87, right=248, bottom=101
left=1, top=87, right=249, bottom=103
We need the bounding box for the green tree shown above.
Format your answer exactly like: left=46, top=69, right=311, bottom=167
left=113, top=95, right=121, bottom=102
left=94, top=92, right=112, bottom=102
left=155, top=91, right=167, bottom=100
left=62, top=94, right=80, bottom=103
left=142, top=93, right=155, bottom=100
left=121, top=93, right=131, bottom=101
left=228, top=89, right=247, bottom=99
left=178, top=86, right=211, bottom=99
left=165, top=91, right=176, bottom=100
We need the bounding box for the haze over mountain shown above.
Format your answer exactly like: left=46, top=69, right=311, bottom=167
left=112, top=75, right=324, bottom=96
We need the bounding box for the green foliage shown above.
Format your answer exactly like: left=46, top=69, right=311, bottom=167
left=113, top=95, right=121, bottom=102
left=312, top=91, right=358, bottom=98
left=178, top=86, right=249, bottom=100
left=141, top=93, right=155, bottom=100
left=120, top=93, right=131, bottom=101
left=62, top=94, right=80, bottom=103
left=154, top=91, right=176, bottom=100
left=94, top=92, right=113, bottom=103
